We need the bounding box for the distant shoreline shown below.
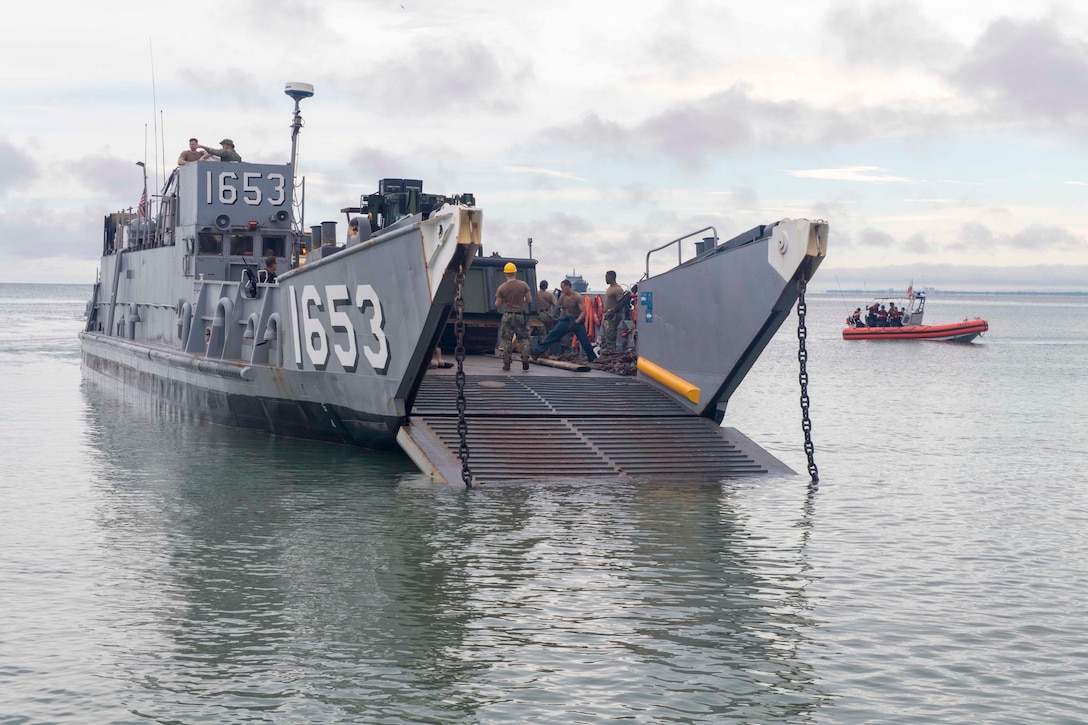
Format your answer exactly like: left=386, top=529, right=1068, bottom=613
left=828, top=289, right=1088, bottom=296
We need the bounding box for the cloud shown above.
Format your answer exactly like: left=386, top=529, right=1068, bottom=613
left=539, top=85, right=949, bottom=169
left=176, top=67, right=273, bottom=110
left=903, top=232, right=932, bottom=255
left=959, top=221, right=995, bottom=250
left=857, top=227, right=896, bottom=248
left=643, top=30, right=712, bottom=79
left=504, top=166, right=585, bottom=181
left=952, top=17, right=1088, bottom=124
left=1006, top=225, right=1084, bottom=251
left=335, top=41, right=532, bottom=114
left=0, top=207, right=100, bottom=262
left=69, top=157, right=149, bottom=200
left=828, top=262, right=1088, bottom=291
left=0, top=138, right=37, bottom=195
left=929, top=220, right=1085, bottom=255
left=825, top=0, right=962, bottom=70
left=609, top=183, right=658, bottom=207
left=347, top=146, right=412, bottom=179
left=539, top=113, right=636, bottom=156
left=790, top=166, right=914, bottom=183
left=729, top=186, right=759, bottom=211
left=239, top=0, right=332, bottom=35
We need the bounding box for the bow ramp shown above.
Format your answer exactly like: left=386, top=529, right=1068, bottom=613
left=397, top=361, right=793, bottom=485
left=396, top=217, right=828, bottom=486
left=635, top=219, right=828, bottom=420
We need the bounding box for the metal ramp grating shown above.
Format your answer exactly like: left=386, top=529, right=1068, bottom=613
left=415, top=417, right=620, bottom=483
left=412, top=375, right=692, bottom=417
left=571, top=418, right=768, bottom=477
left=401, top=372, right=790, bottom=484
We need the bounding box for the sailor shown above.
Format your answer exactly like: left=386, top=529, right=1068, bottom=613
left=494, top=262, right=533, bottom=371
left=531, top=279, right=598, bottom=363
left=262, top=256, right=278, bottom=283
left=177, top=138, right=209, bottom=166
left=617, top=283, right=637, bottom=351
left=849, top=308, right=864, bottom=327
left=598, top=271, right=624, bottom=352
left=199, top=139, right=242, bottom=162
left=536, top=280, right=557, bottom=338
left=430, top=347, right=451, bottom=369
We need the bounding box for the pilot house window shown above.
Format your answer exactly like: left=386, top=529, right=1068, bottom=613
left=229, top=234, right=254, bottom=256
left=261, top=236, right=286, bottom=258
left=198, top=233, right=223, bottom=255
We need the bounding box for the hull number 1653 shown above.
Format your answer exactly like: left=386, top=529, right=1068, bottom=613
left=287, top=284, right=389, bottom=374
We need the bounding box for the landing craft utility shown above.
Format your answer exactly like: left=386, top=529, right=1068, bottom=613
left=80, top=82, right=830, bottom=485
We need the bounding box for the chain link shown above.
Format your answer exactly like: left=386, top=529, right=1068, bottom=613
left=796, top=276, right=819, bottom=485
left=454, top=265, right=474, bottom=489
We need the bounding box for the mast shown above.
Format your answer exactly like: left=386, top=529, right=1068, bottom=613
left=284, top=82, right=314, bottom=266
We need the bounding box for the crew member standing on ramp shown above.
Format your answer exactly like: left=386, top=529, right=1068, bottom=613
left=495, top=262, right=533, bottom=371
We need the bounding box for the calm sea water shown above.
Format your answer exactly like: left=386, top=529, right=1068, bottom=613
left=2, top=282, right=1087, bottom=724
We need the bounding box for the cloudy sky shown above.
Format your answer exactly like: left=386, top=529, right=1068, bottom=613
left=4, top=0, right=1088, bottom=291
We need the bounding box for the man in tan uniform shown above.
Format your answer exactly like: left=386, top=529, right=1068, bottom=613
left=531, top=279, right=597, bottom=363
left=494, top=262, right=533, bottom=371
left=177, top=138, right=209, bottom=165
left=536, top=280, right=557, bottom=338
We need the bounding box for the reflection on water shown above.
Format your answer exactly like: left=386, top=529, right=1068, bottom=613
left=64, top=378, right=826, bottom=722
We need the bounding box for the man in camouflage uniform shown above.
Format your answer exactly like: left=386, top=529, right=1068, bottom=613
left=199, top=138, right=242, bottom=162
left=494, top=262, right=533, bottom=371
left=598, top=270, right=624, bottom=351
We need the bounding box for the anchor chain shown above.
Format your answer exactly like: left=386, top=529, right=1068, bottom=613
left=453, top=265, right=474, bottom=489
left=796, top=276, right=819, bottom=485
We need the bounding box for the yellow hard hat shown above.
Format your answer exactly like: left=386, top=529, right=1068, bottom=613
left=503, top=262, right=517, bottom=273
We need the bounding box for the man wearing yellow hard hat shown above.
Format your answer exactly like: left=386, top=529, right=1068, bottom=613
left=494, top=262, right=533, bottom=371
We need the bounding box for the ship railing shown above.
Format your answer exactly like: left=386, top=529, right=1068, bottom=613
left=643, top=226, right=718, bottom=279
left=104, top=204, right=161, bottom=255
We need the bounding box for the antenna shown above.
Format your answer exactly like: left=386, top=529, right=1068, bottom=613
left=285, top=82, right=314, bottom=170
left=160, top=109, right=166, bottom=194
left=149, top=37, right=160, bottom=202
left=285, top=82, right=314, bottom=267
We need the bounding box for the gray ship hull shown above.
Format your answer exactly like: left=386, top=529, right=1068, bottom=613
left=81, top=335, right=402, bottom=447
left=82, top=161, right=483, bottom=450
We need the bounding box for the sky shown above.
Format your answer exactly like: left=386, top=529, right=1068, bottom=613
left=3, top=0, right=1088, bottom=291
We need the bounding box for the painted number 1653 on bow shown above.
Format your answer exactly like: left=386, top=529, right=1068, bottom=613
left=287, top=284, right=390, bottom=374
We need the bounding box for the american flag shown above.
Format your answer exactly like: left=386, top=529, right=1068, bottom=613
left=907, top=284, right=913, bottom=299
left=138, top=191, right=147, bottom=217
